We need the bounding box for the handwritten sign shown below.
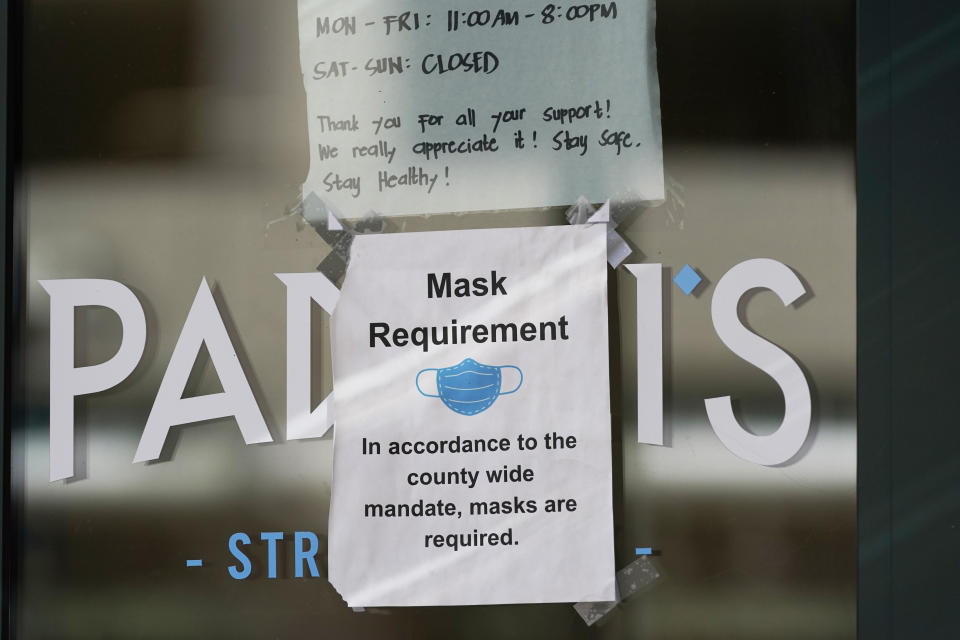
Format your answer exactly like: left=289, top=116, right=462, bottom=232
left=297, top=0, right=663, bottom=216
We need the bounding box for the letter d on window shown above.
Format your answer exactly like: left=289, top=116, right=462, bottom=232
left=40, top=280, right=146, bottom=481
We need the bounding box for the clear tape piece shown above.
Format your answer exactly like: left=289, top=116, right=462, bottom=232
left=616, top=555, right=660, bottom=598
left=588, top=200, right=611, bottom=224
left=351, top=210, right=388, bottom=235
left=572, top=597, right=619, bottom=627
left=299, top=193, right=388, bottom=285
left=301, top=193, right=354, bottom=260
left=567, top=196, right=633, bottom=268
left=317, top=253, right=348, bottom=289
left=606, top=230, right=633, bottom=269
left=573, top=556, right=660, bottom=626
left=565, top=196, right=598, bottom=226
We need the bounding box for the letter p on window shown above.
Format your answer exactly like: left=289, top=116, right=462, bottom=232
left=40, top=280, right=147, bottom=481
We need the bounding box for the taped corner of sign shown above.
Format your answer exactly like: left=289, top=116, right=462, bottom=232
left=573, top=556, right=661, bottom=626
left=328, top=210, right=344, bottom=231
left=605, top=231, right=633, bottom=269
left=306, top=198, right=355, bottom=256
left=616, top=555, right=660, bottom=598
left=565, top=196, right=597, bottom=226
left=587, top=199, right=611, bottom=225
left=289, top=194, right=353, bottom=286
left=566, top=196, right=633, bottom=269
left=317, top=253, right=349, bottom=288
left=301, top=199, right=390, bottom=286
left=263, top=192, right=355, bottom=258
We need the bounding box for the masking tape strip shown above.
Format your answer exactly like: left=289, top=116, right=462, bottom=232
left=573, top=556, right=661, bottom=626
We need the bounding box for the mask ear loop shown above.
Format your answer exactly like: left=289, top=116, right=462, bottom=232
left=416, top=369, right=441, bottom=397
left=498, top=366, right=524, bottom=395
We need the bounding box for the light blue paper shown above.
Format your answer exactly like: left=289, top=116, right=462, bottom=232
left=298, top=0, right=664, bottom=216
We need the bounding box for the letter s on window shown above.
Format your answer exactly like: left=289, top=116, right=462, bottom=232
left=705, top=259, right=812, bottom=466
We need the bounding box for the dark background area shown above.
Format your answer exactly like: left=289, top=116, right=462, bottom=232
left=858, top=0, right=960, bottom=638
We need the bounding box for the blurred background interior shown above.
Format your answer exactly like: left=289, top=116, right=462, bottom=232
left=16, top=0, right=854, bottom=637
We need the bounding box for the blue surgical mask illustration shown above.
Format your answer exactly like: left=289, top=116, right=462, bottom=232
left=416, top=358, right=523, bottom=416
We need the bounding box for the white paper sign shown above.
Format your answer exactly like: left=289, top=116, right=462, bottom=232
left=328, top=225, right=615, bottom=606
left=297, top=0, right=664, bottom=216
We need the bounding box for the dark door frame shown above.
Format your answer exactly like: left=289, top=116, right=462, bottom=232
left=858, top=0, right=960, bottom=637
left=1, top=0, right=20, bottom=636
